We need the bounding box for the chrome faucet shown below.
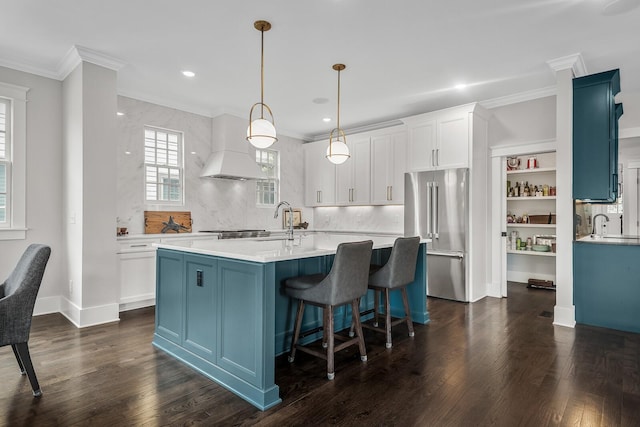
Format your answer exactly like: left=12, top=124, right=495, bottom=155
left=274, top=201, right=294, bottom=240
left=592, top=213, right=610, bottom=236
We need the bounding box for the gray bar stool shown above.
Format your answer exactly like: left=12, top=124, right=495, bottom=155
left=284, top=240, right=373, bottom=380
left=354, top=236, right=420, bottom=348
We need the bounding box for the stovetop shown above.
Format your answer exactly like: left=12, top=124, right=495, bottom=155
left=199, top=229, right=270, bottom=239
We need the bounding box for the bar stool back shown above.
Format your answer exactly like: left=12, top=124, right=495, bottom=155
left=284, top=240, right=373, bottom=380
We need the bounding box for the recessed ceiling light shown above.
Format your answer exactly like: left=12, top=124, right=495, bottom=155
left=455, top=83, right=467, bottom=90
left=190, top=151, right=197, bottom=155
left=323, top=117, right=331, bottom=123
left=124, top=150, right=131, bottom=155
left=116, top=111, right=124, bottom=116
left=182, top=70, right=195, bottom=77
left=313, top=97, right=330, bottom=104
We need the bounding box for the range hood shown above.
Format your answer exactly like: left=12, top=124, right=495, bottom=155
left=200, top=114, right=267, bottom=180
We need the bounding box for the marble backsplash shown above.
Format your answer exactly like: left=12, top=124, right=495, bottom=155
left=116, top=96, right=309, bottom=235
left=313, top=205, right=404, bottom=234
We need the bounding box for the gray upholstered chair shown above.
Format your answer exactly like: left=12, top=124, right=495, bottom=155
left=0, top=244, right=51, bottom=397
left=355, top=236, right=420, bottom=348
left=284, top=240, right=373, bottom=380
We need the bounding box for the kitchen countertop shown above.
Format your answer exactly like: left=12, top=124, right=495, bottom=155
left=576, top=234, right=640, bottom=245
left=154, top=232, right=429, bottom=263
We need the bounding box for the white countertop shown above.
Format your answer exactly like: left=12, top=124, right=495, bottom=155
left=576, top=234, right=640, bottom=245
left=154, top=232, right=428, bottom=263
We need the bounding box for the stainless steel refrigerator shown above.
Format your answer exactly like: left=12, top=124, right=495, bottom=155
left=405, top=168, right=468, bottom=302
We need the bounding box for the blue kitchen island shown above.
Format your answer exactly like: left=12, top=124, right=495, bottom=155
left=152, top=233, right=429, bottom=410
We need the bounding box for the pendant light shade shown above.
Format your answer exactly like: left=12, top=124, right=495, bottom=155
left=326, top=64, right=350, bottom=164
left=247, top=20, right=277, bottom=149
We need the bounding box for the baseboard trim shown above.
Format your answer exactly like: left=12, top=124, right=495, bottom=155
left=34, top=296, right=62, bottom=315
left=553, top=305, right=576, bottom=328
left=60, top=297, right=120, bottom=328
left=119, top=296, right=155, bottom=312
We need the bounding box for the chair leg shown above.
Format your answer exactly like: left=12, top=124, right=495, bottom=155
left=401, top=287, right=415, bottom=337
left=348, top=297, right=360, bottom=338
left=351, top=300, right=367, bottom=362
left=14, top=342, right=41, bottom=397
left=322, top=305, right=329, bottom=348
left=373, top=290, right=380, bottom=327
left=384, top=288, right=392, bottom=348
left=11, top=344, right=26, bottom=375
left=288, top=300, right=305, bottom=363
left=326, top=305, right=335, bottom=380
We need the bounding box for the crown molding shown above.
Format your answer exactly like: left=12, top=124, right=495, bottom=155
left=57, top=45, right=126, bottom=80
left=547, top=53, right=587, bottom=77
left=479, top=86, right=557, bottom=110
left=0, top=57, right=60, bottom=80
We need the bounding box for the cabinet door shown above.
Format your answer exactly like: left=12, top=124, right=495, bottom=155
left=155, top=249, right=183, bottom=344
left=184, top=254, right=217, bottom=362
left=437, top=112, right=469, bottom=169
left=119, top=250, right=156, bottom=306
left=573, top=70, right=621, bottom=202
left=216, top=260, right=266, bottom=387
left=371, top=131, right=407, bottom=204
left=304, top=140, right=336, bottom=206
left=407, top=119, right=437, bottom=171
left=335, top=136, right=370, bottom=205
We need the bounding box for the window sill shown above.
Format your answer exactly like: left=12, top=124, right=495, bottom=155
left=0, top=228, right=27, bottom=241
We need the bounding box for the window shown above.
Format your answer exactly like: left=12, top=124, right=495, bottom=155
left=0, top=81, right=27, bottom=240
left=255, top=149, right=279, bottom=206
left=0, top=98, right=9, bottom=224
left=144, top=126, right=183, bottom=204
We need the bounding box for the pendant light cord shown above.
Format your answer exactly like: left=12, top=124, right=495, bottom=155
left=260, top=27, right=265, bottom=119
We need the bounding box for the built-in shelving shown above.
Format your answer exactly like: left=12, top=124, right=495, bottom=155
left=507, top=196, right=556, bottom=201
left=505, top=152, right=557, bottom=286
left=507, top=249, right=556, bottom=257
left=507, top=223, right=555, bottom=229
left=507, top=167, right=556, bottom=175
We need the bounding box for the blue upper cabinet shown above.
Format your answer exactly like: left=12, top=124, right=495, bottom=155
left=573, top=69, right=623, bottom=202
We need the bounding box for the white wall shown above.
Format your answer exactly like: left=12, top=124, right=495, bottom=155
left=0, top=66, right=64, bottom=311
left=489, top=96, right=556, bottom=148
left=116, top=98, right=308, bottom=234
left=62, top=62, right=120, bottom=326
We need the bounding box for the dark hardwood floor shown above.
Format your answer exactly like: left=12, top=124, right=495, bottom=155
left=2, top=283, right=640, bottom=426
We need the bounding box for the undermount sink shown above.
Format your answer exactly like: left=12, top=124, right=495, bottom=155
left=578, top=234, right=640, bottom=244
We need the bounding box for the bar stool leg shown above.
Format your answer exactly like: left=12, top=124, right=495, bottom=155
left=401, top=287, right=415, bottom=337
left=384, top=288, right=392, bottom=348
left=351, top=300, right=367, bottom=362
left=326, top=305, right=335, bottom=380
left=373, top=290, right=380, bottom=327
left=288, top=300, right=305, bottom=363
left=322, top=306, right=329, bottom=348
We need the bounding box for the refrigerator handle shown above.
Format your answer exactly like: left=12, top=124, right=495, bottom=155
left=433, top=183, right=439, bottom=239
left=426, top=182, right=432, bottom=237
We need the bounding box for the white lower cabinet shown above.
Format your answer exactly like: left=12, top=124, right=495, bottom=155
left=117, top=235, right=219, bottom=311
left=118, top=239, right=158, bottom=311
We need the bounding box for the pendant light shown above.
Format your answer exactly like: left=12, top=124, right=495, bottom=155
left=247, top=20, right=277, bottom=149
left=326, top=64, right=350, bottom=164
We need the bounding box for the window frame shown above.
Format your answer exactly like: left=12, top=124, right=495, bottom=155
left=255, top=148, right=280, bottom=207
left=0, top=82, right=28, bottom=240
left=143, top=125, right=184, bottom=206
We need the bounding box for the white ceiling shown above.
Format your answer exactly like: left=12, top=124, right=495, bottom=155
left=1, top=0, right=640, bottom=140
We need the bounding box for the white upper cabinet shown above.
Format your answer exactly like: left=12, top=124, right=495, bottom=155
left=405, top=103, right=485, bottom=172
left=304, top=140, right=336, bottom=206
left=335, top=136, right=371, bottom=205
left=371, top=127, right=407, bottom=205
